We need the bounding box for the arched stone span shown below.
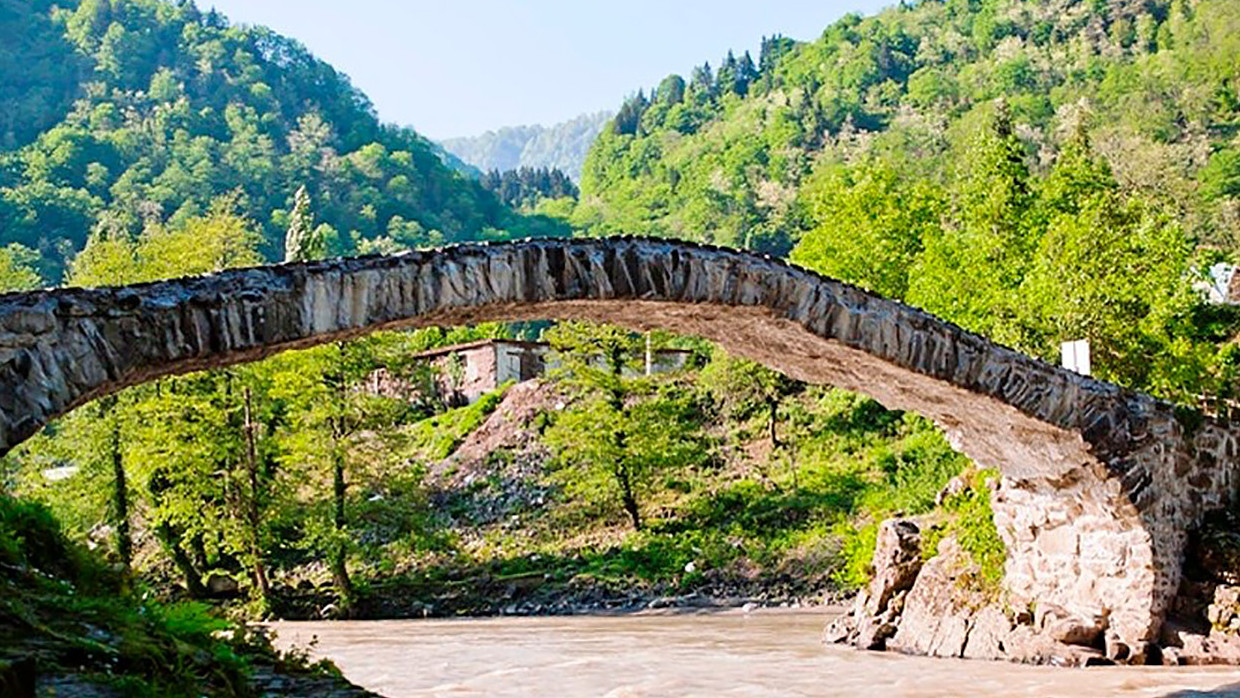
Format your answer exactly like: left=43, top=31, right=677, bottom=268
left=0, top=237, right=1234, bottom=657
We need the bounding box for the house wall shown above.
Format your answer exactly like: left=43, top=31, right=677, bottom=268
left=495, top=342, right=546, bottom=385
left=396, top=342, right=688, bottom=407
left=433, top=345, right=497, bottom=405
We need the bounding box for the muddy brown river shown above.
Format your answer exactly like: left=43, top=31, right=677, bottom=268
left=269, top=609, right=1240, bottom=697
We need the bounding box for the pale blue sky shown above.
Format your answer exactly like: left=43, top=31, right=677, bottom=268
left=204, top=1, right=891, bottom=140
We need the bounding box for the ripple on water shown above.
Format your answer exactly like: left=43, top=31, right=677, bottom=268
left=269, top=610, right=1240, bottom=698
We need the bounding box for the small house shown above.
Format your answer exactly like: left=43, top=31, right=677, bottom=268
left=410, top=338, right=693, bottom=405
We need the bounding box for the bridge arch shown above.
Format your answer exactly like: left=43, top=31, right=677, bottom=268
left=0, top=237, right=1234, bottom=658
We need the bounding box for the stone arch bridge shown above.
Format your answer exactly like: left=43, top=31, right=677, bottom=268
left=0, top=237, right=1235, bottom=659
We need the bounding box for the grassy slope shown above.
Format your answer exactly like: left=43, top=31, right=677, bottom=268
left=0, top=495, right=371, bottom=697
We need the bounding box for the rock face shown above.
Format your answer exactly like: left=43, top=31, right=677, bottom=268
left=0, top=236, right=1237, bottom=657
left=825, top=519, right=922, bottom=650
left=832, top=517, right=1120, bottom=666
left=832, top=512, right=1240, bottom=666
left=889, top=537, right=982, bottom=658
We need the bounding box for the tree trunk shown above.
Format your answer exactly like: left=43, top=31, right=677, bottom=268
left=610, top=349, right=640, bottom=530
left=155, top=523, right=205, bottom=597
left=618, top=467, right=642, bottom=531
left=767, top=397, right=780, bottom=450
left=645, top=332, right=653, bottom=376
left=330, top=431, right=352, bottom=608
left=328, top=350, right=353, bottom=612
left=101, top=396, right=131, bottom=570
left=242, top=387, right=270, bottom=607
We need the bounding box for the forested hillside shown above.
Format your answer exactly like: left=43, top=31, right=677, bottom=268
left=568, top=0, right=1240, bottom=404
left=441, top=111, right=612, bottom=182
left=0, top=0, right=566, bottom=282
left=575, top=1, right=1239, bottom=251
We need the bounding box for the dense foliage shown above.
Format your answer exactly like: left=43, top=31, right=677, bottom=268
left=563, top=0, right=1240, bottom=405
left=5, top=206, right=509, bottom=621
left=11, top=0, right=1240, bottom=640
left=0, top=0, right=568, bottom=281
left=481, top=166, right=578, bottom=210
left=0, top=494, right=338, bottom=696
left=572, top=0, right=1240, bottom=256
left=792, top=106, right=1224, bottom=403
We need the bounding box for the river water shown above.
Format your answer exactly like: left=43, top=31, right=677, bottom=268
left=269, top=609, right=1240, bottom=697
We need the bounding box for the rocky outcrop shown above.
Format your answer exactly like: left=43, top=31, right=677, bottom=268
left=830, top=516, right=1137, bottom=666
left=832, top=509, right=1240, bottom=666
left=825, top=519, right=922, bottom=650
left=0, top=237, right=1237, bottom=656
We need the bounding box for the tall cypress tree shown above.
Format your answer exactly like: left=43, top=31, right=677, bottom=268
left=283, top=186, right=326, bottom=262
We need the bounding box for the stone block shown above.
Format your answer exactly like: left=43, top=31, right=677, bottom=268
left=1035, top=525, right=1079, bottom=558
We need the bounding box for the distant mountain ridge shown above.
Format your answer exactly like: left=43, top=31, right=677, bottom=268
left=441, top=111, right=612, bottom=182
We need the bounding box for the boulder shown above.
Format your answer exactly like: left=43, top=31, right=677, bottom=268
left=1208, top=584, right=1240, bottom=635
left=862, top=519, right=923, bottom=617
left=1159, top=623, right=1240, bottom=665
left=1003, top=626, right=1108, bottom=666
left=205, top=572, right=240, bottom=597
left=824, top=518, right=924, bottom=650
left=962, top=605, right=1013, bottom=660
left=855, top=604, right=900, bottom=651
left=889, top=537, right=976, bottom=658
left=1037, top=603, right=1105, bottom=648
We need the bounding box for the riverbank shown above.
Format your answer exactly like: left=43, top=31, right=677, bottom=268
left=265, top=570, right=836, bottom=621
left=232, top=378, right=968, bottom=625
left=0, top=495, right=377, bottom=698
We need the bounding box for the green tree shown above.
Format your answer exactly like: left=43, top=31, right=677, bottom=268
left=0, top=244, right=42, bottom=291
left=906, top=100, right=1035, bottom=346
left=273, top=221, right=367, bottom=610
left=45, top=200, right=267, bottom=594
left=792, top=161, right=945, bottom=298
left=656, top=74, right=686, bottom=105
left=543, top=322, right=707, bottom=530
left=283, top=185, right=327, bottom=262
left=1199, top=148, right=1240, bottom=201
left=698, top=348, right=799, bottom=485
left=268, top=339, right=390, bottom=612
left=1020, top=133, right=1201, bottom=400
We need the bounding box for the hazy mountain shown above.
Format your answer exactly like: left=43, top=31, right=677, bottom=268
left=441, top=111, right=612, bottom=182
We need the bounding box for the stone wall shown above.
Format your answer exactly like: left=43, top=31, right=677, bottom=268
left=0, top=236, right=1235, bottom=659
